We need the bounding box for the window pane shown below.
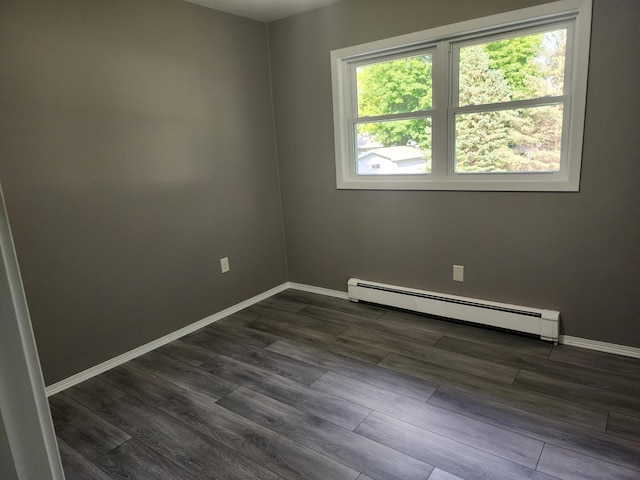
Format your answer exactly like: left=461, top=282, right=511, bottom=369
left=356, top=53, right=433, bottom=117
left=454, top=104, right=563, bottom=173
left=458, top=29, right=567, bottom=106
left=356, top=119, right=431, bottom=175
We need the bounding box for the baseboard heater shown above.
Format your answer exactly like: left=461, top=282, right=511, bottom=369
left=348, top=278, right=559, bottom=343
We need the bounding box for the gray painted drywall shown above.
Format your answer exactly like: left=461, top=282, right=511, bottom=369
left=0, top=0, right=287, bottom=384
left=269, top=0, right=640, bottom=347
left=0, top=410, right=18, bottom=480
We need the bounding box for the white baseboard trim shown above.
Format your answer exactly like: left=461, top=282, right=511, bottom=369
left=559, top=335, right=640, bottom=359
left=288, top=282, right=349, bottom=300
left=45, top=282, right=290, bottom=396
left=45, top=281, right=640, bottom=396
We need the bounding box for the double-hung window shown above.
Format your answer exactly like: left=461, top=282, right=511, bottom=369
left=331, top=0, right=592, bottom=191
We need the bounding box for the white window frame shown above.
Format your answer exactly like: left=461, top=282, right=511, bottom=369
left=330, top=0, right=592, bottom=191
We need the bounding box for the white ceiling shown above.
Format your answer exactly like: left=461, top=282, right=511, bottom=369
left=183, top=0, right=343, bottom=22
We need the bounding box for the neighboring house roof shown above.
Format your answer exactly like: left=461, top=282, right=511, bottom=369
left=359, top=146, right=426, bottom=163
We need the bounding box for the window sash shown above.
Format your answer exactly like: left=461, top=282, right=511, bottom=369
left=450, top=22, right=574, bottom=108
left=451, top=102, right=568, bottom=175
left=353, top=47, right=436, bottom=119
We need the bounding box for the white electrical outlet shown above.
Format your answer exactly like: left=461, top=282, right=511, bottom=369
left=220, top=257, right=230, bottom=273
left=453, top=265, right=464, bottom=282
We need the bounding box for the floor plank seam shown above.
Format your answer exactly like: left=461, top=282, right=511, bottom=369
left=533, top=441, right=545, bottom=472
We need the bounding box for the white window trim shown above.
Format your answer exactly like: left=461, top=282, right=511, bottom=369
left=330, top=0, right=592, bottom=191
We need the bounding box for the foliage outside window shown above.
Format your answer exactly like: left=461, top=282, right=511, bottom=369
left=331, top=0, right=592, bottom=191
left=454, top=29, right=567, bottom=174
left=355, top=53, right=434, bottom=175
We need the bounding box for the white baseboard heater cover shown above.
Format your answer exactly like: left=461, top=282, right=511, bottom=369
left=348, top=278, right=559, bottom=343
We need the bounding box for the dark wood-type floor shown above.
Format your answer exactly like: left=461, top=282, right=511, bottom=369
left=49, top=289, right=640, bottom=480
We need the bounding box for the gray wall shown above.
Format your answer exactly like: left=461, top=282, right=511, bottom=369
left=0, top=0, right=287, bottom=384
left=269, top=0, right=640, bottom=347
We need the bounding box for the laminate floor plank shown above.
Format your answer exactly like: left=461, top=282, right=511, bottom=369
left=548, top=344, right=640, bottom=377
left=49, top=394, right=83, bottom=430
left=303, top=304, right=443, bottom=346
left=274, top=290, right=385, bottom=319
left=182, top=329, right=327, bottom=385
left=436, top=336, right=640, bottom=395
left=212, top=310, right=262, bottom=327
left=130, top=350, right=237, bottom=399
left=428, top=469, right=467, bottom=480
left=247, top=317, right=389, bottom=364
left=301, top=304, right=388, bottom=324
left=355, top=412, right=555, bottom=480
left=536, top=444, right=640, bottom=480
left=64, top=377, right=126, bottom=411
left=125, top=351, right=238, bottom=398
left=217, top=386, right=434, bottom=480
left=201, top=355, right=371, bottom=430
left=338, top=326, right=441, bottom=359
left=429, top=386, right=640, bottom=471
left=57, top=438, right=113, bottom=480
left=259, top=295, right=308, bottom=313
left=199, top=322, right=280, bottom=348
left=387, top=340, right=520, bottom=385
left=49, top=394, right=130, bottom=461
left=154, top=338, right=220, bottom=367
left=312, top=371, right=543, bottom=468
left=379, top=309, right=554, bottom=358
left=248, top=304, right=350, bottom=335
left=380, top=352, right=608, bottom=431
left=95, top=438, right=198, bottom=480
left=514, top=370, right=640, bottom=419
left=97, top=395, right=279, bottom=480
left=99, top=362, right=186, bottom=407
left=607, top=412, right=640, bottom=443
left=266, top=339, right=437, bottom=401
left=160, top=391, right=359, bottom=480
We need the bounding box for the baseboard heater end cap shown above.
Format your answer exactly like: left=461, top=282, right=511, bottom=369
left=540, top=309, right=560, bottom=343
left=347, top=277, right=360, bottom=302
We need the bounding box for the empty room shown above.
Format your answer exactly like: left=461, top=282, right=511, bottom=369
left=0, top=0, right=638, bottom=479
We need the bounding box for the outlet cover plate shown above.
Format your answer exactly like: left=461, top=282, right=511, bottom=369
left=453, top=265, right=464, bottom=282
left=220, top=257, right=230, bottom=273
